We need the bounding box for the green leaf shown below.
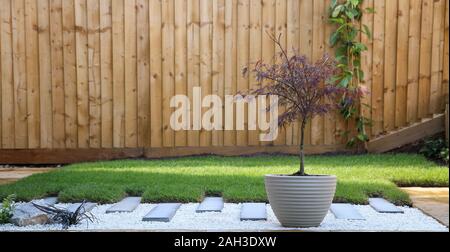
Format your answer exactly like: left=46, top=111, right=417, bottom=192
left=362, top=25, right=372, bottom=40
left=350, top=0, right=360, bottom=7
left=329, top=17, right=345, bottom=25
left=357, top=133, right=369, bottom=142
left=330, top=32, right=340, bottom=46
left=365, top=7, right=375, bottom=14
left=339, top=75, right=353, bottom=88
left=332, top=5, right=344, bottom=18
left=331, top=0, right=338, bottom=9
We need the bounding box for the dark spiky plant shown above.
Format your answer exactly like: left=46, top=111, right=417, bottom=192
left=32, top=201, right=96, bottom=230
left=244, top=34, right=354, bottom=176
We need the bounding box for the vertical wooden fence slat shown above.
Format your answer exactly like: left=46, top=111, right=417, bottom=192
left=406, top=0, right=422, bottom=125
left=418, top=0, right=433, bottom=119
left=311, top=0, right=325, bottom=146
left=299, top=0, right=313, bottom=145
left=286, top=0, right=298, bottom=146
left=111, top=0, right=125, bottom=147
left=273, top=0, right=286, bottom=146
left=199, top=0, right=212, bottom=147
left=87, top=0, right=101, bottom=148
left=137, top=0, right=150, bottom=147
left=212, top=0, right=225, bottom=147
left=37, top=0, right=53, bottom=148
left=124, top=0, right=137, bottom=148
left=383, top=0, right=398, bottom=132
left=12, top=0, right=28, bottom=148
left=149, top=0, right=162, bottom=148
left=174, top=0, right=187, bottom=147
left=360, top=0, right=373, bottom=139
left=62, top=0, right=78, bottom=148
left=75, top=0, right=89, bottom=148
left=261, top=0, right=275, bottom=146
left=236, top=0, right=249, bottom=147
left=443, top=0, right=449, bottom=105
left=50, top=0, right=65, bottom=148
left=371, top=0, right=385, bottom=137
left=1, top=0, right=15, bottom=148
left=223, top=0, right=237, bottom=147
left=395, top=0, right=409, bottom=129
left=429, top=0, right=445, bottom=114
left=100, top=0, right=113, bottom=148
left=162, top=0, right=175, bottom=147
left=187, top=0, right=200, bottom=147
left=25, top=0, right=40, bottom=149
left=248, top=0, right=261, bottom=146
left=324, top=0, right=336, bottom=146
left=439, top=1, right=446, bottom=111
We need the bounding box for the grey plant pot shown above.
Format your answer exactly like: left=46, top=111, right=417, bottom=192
left=265, top=174, right=337, bottom=228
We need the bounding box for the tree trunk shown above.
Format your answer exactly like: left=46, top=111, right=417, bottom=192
left=298, top=120, right=307, bottom=176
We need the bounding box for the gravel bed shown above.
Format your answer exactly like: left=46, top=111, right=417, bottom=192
left=0, top=203, right=447, bottom=232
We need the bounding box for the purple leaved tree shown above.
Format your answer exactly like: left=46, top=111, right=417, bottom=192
left=245, top=34, right=347, bottom=176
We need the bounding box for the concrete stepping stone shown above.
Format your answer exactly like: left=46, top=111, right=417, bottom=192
left=106, top=197, right=141, bottom=213
left=196, top=197, right=224, bottom=213
left=142, top=203, right=181, bottom=222
left=240, top=203, right=267, bottom=221
left=31, top=197, right=58, bottom=206
left=369, top=198, right=404, bottom=214
left=66, top=202, right=97, bottom=214
left=42, top=197, right=58, bottom=206
left=330, top=204, right=365, bottom=220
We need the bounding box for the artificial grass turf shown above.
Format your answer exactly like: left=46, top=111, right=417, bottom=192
left=0, top=154, right=447, bottom=206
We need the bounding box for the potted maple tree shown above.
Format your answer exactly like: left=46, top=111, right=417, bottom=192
left=245, top=34, right=357, bottom=228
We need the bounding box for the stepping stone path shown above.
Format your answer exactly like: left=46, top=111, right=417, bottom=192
left=369, top=198, right=404, bottom=214
left=142, top=203, right=182, bottom=222
left=196, top=197, right=224, bottom=213
left=106, top=197, right=141, bottom=213
left=240, top=203, right=267, bottom=221
left=330, top=204, right=365, bottom=220
left=66, top=202, right=97, bottom=214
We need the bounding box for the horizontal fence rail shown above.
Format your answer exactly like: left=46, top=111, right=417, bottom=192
left=0, top=0, right=448, bottom=162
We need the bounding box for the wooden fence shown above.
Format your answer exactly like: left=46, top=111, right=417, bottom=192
left=0, top=0, right=448, bottom=162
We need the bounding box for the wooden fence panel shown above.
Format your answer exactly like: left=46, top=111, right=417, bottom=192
left=0, top=0, right=448, bottom=160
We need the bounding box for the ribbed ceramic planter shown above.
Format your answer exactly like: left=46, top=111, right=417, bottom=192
left=265, top=174, right=337, bottom=228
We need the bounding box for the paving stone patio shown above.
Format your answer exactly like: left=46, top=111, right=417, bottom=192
left=0, top=167, right=56, bottom=185
left=402, top=187, right=449, bottom=227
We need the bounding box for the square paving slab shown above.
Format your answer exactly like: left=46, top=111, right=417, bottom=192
left=369, top=198, right=404, bottom=213
left=196, top=197, right=224, bottom=213
left=142, top=203, right=182, bottom=222
left=66, top=202, right=97, bottom=214
left=330, top=204, right=365, bottom=220
left=106, top=197, right=141, bottom=213
left=240, top=203, right=267, bottom=221
left=42, top=197, right=58, bottom=206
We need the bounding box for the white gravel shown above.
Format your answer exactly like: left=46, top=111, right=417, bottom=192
left=0, top=203, right=447, bottom=232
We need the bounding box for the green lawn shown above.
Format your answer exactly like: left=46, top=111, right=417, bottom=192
left=0, top=154, right=448, bottom=206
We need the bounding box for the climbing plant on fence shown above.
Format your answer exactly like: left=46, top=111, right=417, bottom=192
left=328, top=0, right=373, bottom=147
